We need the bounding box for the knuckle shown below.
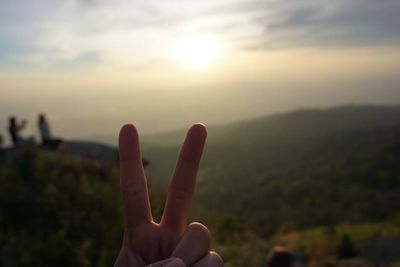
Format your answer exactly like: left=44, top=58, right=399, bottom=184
left=122, top=179, right=146, bottom=198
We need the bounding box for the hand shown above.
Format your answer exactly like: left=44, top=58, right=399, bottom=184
left=114, top=123, right=223, bottom=267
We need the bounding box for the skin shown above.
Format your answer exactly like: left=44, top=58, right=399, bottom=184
left=114, top=123, right=223, bottom=267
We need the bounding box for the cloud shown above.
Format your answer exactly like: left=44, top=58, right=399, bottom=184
left=0, top=38, right=32, bottom=69
left=50, top=51, right=100, bottom=70
left=0, top=0, right=400, bottom=70
left=248, top=0, right=400, bottom=49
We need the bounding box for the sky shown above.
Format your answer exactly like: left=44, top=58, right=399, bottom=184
left=1, top=0, right=400, bottom=143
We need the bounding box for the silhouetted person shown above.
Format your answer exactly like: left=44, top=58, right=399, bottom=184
left=267, top=246, right=295, bottom=267
left=38, top=114, right=63, bottom=150
left=8, top=116, right=31, bottom=147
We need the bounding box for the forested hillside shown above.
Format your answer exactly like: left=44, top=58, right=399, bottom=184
left=143, top=106, right=400, bottom=234
left=0, top=148, right=122, bottom=266
left=1, top=105, right=400, bottom=267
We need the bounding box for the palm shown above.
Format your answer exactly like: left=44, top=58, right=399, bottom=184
left=114, top=124, right=221, bottom=267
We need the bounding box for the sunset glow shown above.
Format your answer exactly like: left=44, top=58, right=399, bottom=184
left=175, top=35, right=222, bottom=69
left=0, top=0, right=400, bottom=139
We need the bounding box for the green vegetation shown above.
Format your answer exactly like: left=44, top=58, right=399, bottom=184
left=144, top=106, right=400, bottom=235
left=337, top=234, right=358, bottom=259
left=1, top=105, right=400, bottom=266
left=0, top=147, right=122, bottom=267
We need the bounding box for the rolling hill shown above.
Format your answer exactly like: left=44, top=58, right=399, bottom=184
left=140, top=105, right=400, bottom=236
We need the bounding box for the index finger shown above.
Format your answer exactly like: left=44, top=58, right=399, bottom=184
left=160, top=123, right=207, bottom=233
left=119, top=124, right=152, bottom=227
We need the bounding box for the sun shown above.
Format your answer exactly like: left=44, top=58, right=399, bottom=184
left=175, top=35, right=221, bottom=69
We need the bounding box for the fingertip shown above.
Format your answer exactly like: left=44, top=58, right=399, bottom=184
left=187, top=222, right=211, bottom=245
left=188, top=123, right=207, bottom=139
left=193, top=122, right=207, bottom=129
left=119, top=123, right=140, bottom=161
left=178, top=123, right=207, bottom=164
left=119, top=124, right=138, bottom=140
left=171, top=222, right=211, bottom=265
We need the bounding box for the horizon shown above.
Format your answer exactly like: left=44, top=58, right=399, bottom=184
left=2, top=103, right=400, bottom=146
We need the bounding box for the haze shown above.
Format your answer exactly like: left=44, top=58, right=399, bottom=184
left=1, top=0, right=400, bottom=142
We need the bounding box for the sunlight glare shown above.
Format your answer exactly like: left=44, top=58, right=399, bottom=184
left=175, top=35, right=221, bottom=70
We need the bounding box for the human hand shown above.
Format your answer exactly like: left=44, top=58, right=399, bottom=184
left=114, top=123, right=223, bottom=267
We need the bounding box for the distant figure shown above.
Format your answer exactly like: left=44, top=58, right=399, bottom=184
left=267, top=246, right=295, bottom=267
left=8, top=116, right=32, bottom=147
left=38, top=114, right=63, bottom=150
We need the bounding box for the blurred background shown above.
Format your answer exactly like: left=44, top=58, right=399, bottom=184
left=1, top=0, right=400, bottom=266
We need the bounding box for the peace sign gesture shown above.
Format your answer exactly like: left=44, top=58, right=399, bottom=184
left=114, top=124, right=223, bottom=267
